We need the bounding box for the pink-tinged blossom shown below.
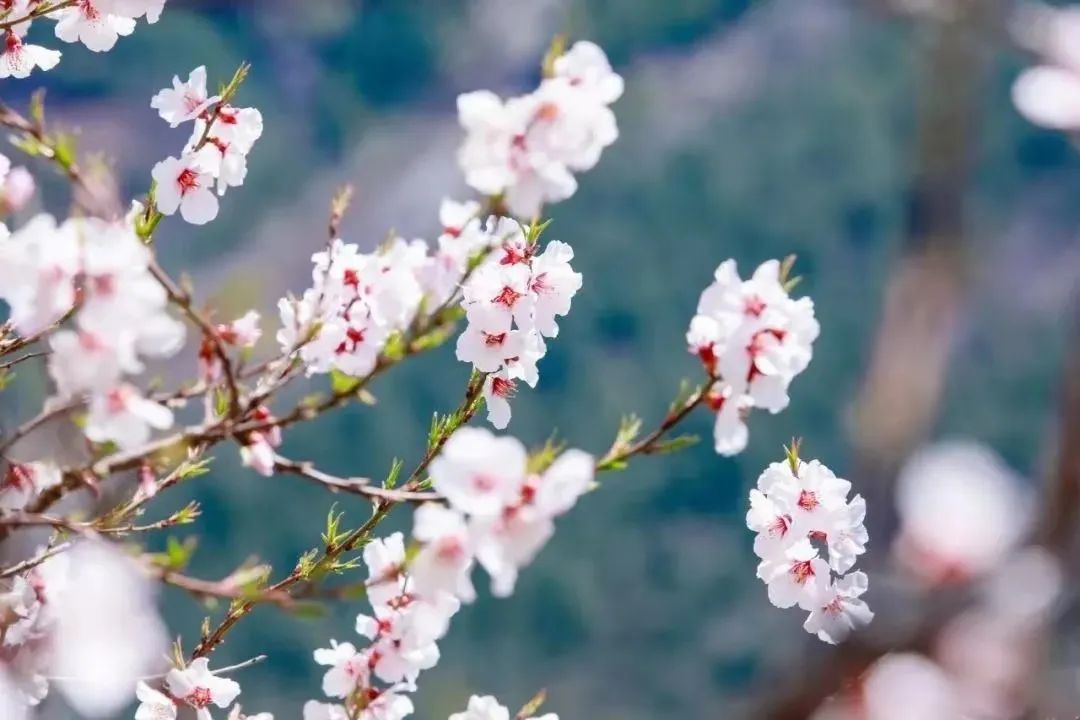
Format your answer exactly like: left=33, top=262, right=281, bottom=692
left=239, top=432, right=276, bottom=477
left=1012, top=7, right=1080, bottom=130
left=134, top=682, right=177, bottom=720
left=151, top=65, right=219, bottom=126
left=456, top=42, right=621, bottom=218
left=450, top=694, right=558, bottom=720
left=85, top=384, right=173, bottom=450
left=313, top=640, right=367, bottom=698
left=894, top=442, right=1031, bottom=585
left=108, top=0, right=166, bottom=23
left=552, top=40, right=624, bottom=105
left=748, top=455, right=871, bottom=641
left=803, top=571, right=874, bottom=644
left=481, top=371, right=516, bottom=429
left=812, top=653, right=960, bottom=720
left=688, top=259, right=818, bottom=456
left=757, top=538, right=830, bottom=611
left=455, top=223, right=580, bottom=427
left=1, top=166, right=35, bottom=212
left=53, top=1, right=136, bottom=53
left=165, top=658, right=241, bottom=720
left=428, top=427, right=528, bottom=518
left=152, top=150, right=220, bottom=225
left=303, top=702, right=349, bottom=720
left=0, top=462, right=61, bottom=512
left=527, top=240, right=581, bottom=338
left=411, top=504, right=476, bottom=602
left=227, top=706, right=273, bottom=720
left=0, top=214, right=79, bottom=336
left=50, top=543, right=168, bottom=717
left=363, top=532, right=408, bottom=611
left=0, top=31, right=61, bottom=79
left=219, top=310, right=261, bottom=348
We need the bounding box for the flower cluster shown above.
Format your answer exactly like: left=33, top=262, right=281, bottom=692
left=455, top=221, right=581, bottom=428
left=747, top=453, right=872, bottom=644
left=418, top=427, right=593, bottom=598
left=0, top=0, right=164, bottom=79
left=277, top=234, right=431, bottom=378
left=151, top=66, right=264, bottom=225
left=687, top=259, right=819, bottom=456
left=0, top=210, right=183, bottom=449
left=457, top=41, right=623, bottom=218
left=304, top=430, right=591, bottom=720
left=449, top=695, right=556, bottom=720
left=305, top=533, right=455, bottom=720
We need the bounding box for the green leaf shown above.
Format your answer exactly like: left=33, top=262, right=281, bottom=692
left=330, top=369, right=360, bottom=395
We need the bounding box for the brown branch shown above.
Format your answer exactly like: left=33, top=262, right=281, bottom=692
left=273, top=455, right=441, bottom=503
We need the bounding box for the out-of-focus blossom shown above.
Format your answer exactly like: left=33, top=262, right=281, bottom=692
left=813, top=653, right=960, bottom=720
left=894, top=441, right=1032, bottom=584
left=1012, top=6, right=1080, bottom=130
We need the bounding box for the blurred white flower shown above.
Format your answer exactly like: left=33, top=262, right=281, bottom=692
left=895, top=441, right=1032, bottom=584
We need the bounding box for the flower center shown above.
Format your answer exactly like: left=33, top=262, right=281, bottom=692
left=188, top=687, right=212, bottom=708
left=790, top=560, right=815, bottom=585
left=797, top=490, right=819, bottom=511
left=482, top=331, right=506, bottom=348
left=177, top=168, right=200, bottom=194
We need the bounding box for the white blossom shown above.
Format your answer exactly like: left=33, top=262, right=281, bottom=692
left=165, top=658, right=241, bottom=720
left=0, top=31, right=61, bottom=79
left=152, top=150, right=220, bottom=225
left=151, top=65, right=219, bottom=127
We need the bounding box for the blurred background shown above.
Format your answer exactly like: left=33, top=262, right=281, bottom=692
left=3, top=0, right=1079, bottom=717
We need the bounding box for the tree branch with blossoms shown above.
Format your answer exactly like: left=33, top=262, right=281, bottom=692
left=4, top=1, right=1074, bottom=718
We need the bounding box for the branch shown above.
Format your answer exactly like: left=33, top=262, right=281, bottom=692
left=273, top=455, right=441, bottom=503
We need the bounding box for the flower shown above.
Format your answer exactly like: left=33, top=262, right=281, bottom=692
left=0, top=214, right=79, bottom=336
left=49, top=542, right=168, bottom=717
left=226, top=706, right=273, bottom=720
left=0, top=31, right=61, bottom=79
left=54, top=1, right=136, bottom=53
left=449, top=695, right=557, bottom=720
left=747, top=453, right=871, bottom=641
left=151, top=65, right=220, bottom=127
left=165, top=658, right=241, bottom=720
left=455, top=221, right=580, bottom=427
left=151, top=150, right=220, bottom=225
left=410, top=504, right=476, bottom=602
left=85, top=384, right=174, bottom=450
left=894, top=442, right=1031, bottom=584
left=1012, top=6, right=1080, bottom=130
left=803, top=571, right=874, bottom=644
left=303, top=702, right=349, bottom=720
left=456, top=41, right=621, bottom=218
left=313, top=640, right=366, bottom=698
left=0, top=462, right=61, bottom=512
left=688, top=259, right=818, bottom=456
left=428, top=427, right=528, bottom=518
left=134, top=682, right=177, bottom=720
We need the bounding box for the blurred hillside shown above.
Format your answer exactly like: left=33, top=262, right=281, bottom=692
left=6, top=0, right=1079, bottom=717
